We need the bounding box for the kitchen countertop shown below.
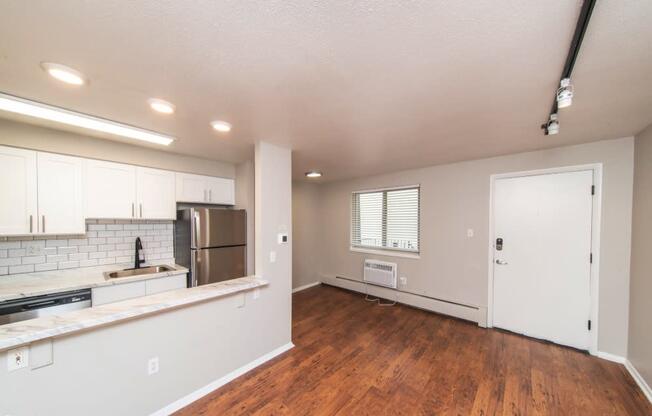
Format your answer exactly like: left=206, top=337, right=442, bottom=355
left=0, top=276, right=268, bottom=351
left=0, top=264, right=189, bottom=302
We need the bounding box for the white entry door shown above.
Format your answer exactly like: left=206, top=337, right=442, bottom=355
left=492, top=170, right=594, bottom=350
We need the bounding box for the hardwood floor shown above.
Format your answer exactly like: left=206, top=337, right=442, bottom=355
left=176, top=285, right=651, bottom=415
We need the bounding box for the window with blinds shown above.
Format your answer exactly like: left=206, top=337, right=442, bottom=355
left=351, top=186, right=420, bottom=253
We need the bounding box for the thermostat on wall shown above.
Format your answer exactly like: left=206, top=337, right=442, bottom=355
left=277, top=233, right=289, bottom=244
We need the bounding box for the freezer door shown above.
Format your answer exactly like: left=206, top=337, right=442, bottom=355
left=192, top=246, right=246, bottom=286
left=193, top=208, right=246, bottom=248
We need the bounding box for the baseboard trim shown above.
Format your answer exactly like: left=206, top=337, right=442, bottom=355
left=625, top=359, right=652, bottom=404
left=151, top=342, right=295, bottom=416
left=321, top=275, right=482, bottom=325
left=292, top=281, right=321, bottom=293
left=596, top=351, right=627, bottom=364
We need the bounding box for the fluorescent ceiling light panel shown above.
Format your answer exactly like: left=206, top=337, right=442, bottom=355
left=0, top=93, right=174, bottom=146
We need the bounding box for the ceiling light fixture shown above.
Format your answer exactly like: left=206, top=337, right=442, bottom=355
left=148, top=98, right=175, bottom=114
left=305, top=171, right=322, bottom=178
left=0, top=92, right=174, bottom=146
left=544, top=113, right=560, bottom=135
left=210, top=120, right=232, bottom=133
left=556, top=78, right=573, bottom=108
left=41, top=62, right=86, bottom=86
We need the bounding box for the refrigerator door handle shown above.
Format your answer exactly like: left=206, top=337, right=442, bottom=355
left=193, top=211, right=200, bottom=249
left=190, top=250, right=198, bottom=287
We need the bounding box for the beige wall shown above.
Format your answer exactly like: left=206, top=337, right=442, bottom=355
left=292, top=181, right=322, bottom=289
left=0, top=118, right=235, bottom=178
left=629, top=124, right=652, bottom=386
left=313, top=137, right=634, bottom=356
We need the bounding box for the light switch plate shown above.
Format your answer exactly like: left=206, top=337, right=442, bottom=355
left=147, top=357, right=159, bottom=375
left=277, top=233, right=289, bottom=244
left=467, top=229, right=474, bottom=238
left=269, top=251, right=277, bottom=263
left=399, top=276, right=407, bottom=286
left=7, top=347, right=28, bottom=372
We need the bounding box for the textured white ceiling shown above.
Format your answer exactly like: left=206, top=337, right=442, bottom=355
left=0, top=1, right=650, bottom=181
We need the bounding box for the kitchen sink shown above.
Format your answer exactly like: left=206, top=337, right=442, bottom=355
left=106, top=265, right=176, bottom=279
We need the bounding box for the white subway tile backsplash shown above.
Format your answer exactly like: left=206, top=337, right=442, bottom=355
left=1, top=219, right=174, bottom=276
left=35, top=263, right=58, bottom=272
left=58, top=261, right=80, bottom=269
left=22, top=256, right=46, bottom=265
left=8, top=248, right=26, bottom=257
left=10, top=264, right=34, bottom=274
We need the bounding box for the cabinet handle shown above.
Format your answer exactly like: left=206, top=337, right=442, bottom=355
left=140, top=204, right=143, bottom=218
left=132, top=203, right=135, bottom=218
left=209, top=189, right=212, bottom=202
left=29, top=215, right=33, bottom=233
left=42, top=215, right=45, bottom=234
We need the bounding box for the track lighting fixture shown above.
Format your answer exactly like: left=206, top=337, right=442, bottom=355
left=557, top=78, right=573, bottom=109
left=544, top=114, right=560, bottom=135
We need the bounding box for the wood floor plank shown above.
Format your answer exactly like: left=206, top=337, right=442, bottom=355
left=176, top=285, right=652, bottom=416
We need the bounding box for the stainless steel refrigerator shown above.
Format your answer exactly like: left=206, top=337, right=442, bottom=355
left=175, top=208, right=247, bottom=287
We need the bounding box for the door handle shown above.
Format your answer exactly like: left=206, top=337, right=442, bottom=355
left=495, top=259, right=508, bottom=265
left=132, top=203, right=135, bottom=218
left=208, top=189, right=212, bottom=202
left=140, top=203, right=143, bottom=218
left=29, top=214, right=33, bottom=233
left=42, top=215, right=45, bottom=234
left=204, top=189, right=207, bottom=202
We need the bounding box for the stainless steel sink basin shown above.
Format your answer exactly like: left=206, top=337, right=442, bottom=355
left=107, top=265, right=175, bottom=279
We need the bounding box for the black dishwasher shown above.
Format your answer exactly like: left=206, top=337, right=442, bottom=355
left=0, top=289, right=92, bottom=325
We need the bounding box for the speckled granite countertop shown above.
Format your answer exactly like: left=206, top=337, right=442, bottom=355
left=0, top=276, right=268, bottom=351
left=0, top=263, right=189, bottom=302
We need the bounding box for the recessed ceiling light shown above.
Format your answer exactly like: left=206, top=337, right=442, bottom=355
left=148, top=98, right=175, bottom=114
left=210, top=120, right=232, bottom=133
left=0, top=92, right=174, bottom=146
left=305, top=171, right=322, bottom=178
left=41, top=62, right=86, bottom=86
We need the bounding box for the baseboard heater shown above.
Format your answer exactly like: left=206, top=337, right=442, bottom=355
left=328, top=275, right=483, bottom=325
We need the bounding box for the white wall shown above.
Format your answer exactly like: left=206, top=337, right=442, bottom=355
left=309, top=137, right=634, bottom=356
left=235, top=159, right=255, bottom=275
left=0, top=118, right=235, bottom=178
left=292, top=181, right=322, bottom=289
left=628, top=124, right=652, bottom=386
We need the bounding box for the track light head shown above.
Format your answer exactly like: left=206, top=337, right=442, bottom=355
left=544, top=113, right=560, bottom=135
left=557, top=78, right=573, bottom=109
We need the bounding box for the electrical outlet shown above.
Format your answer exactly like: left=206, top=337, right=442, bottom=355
left=269, top=251, right=277, bottom=263
left=467, top=228, right=474, bottom=238
left=253, top=288, right=260, bottom=300
left=147, top=357, right=159, bottom=375
left=7, top=347, right=28, bottom=372
left=399, top=276, right=407, bottom=286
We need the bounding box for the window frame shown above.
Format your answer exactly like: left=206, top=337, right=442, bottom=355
left=350, top=184, right=421, bottom=257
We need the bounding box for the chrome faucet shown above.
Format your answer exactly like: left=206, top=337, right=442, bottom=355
left=134, top=237, right=145, bottom=269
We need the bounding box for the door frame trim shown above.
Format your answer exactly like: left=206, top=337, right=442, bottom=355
left=487, top=163, right=603, bottom=355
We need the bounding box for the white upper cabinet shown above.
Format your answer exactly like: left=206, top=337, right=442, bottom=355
left=175, top=173, right=209, bottom=203
left=206, top=176, right=235, bottom=205
left=0, top=146, right=37, bottom=235
left=136, top=167, right=176, bottom=219
left=84, top=159, right=137, bottom=219
left=37, top=152, right=85, bottom=235
left=175, top=173, right=234, bottom=205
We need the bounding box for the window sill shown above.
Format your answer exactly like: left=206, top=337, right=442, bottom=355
left=349, top=247, right=420, bottom=259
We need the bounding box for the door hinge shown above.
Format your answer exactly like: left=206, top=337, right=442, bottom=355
left=591, top=185, right=595, bottom=195
left=590, top=253, right=593, bottom=264
left=588, top=320, right=592, bottom=331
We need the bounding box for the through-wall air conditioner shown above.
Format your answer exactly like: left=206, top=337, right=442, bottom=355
left=363, top=259, right=397, bottom=289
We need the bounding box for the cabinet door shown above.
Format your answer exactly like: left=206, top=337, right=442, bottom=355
left=37, top=152, right=85, bottom=234
left=0, top=146, right=37, bottom=235
left=175, top=173, right=208, bottom=203
left=206, top=176, right=235, bottom=205
left=85, top=159, right=137, bottom=219
left=136, top=167, right=176, bottom=219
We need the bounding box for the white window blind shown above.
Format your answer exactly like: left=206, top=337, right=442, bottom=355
left=351, top=186, right=420, bottom=253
